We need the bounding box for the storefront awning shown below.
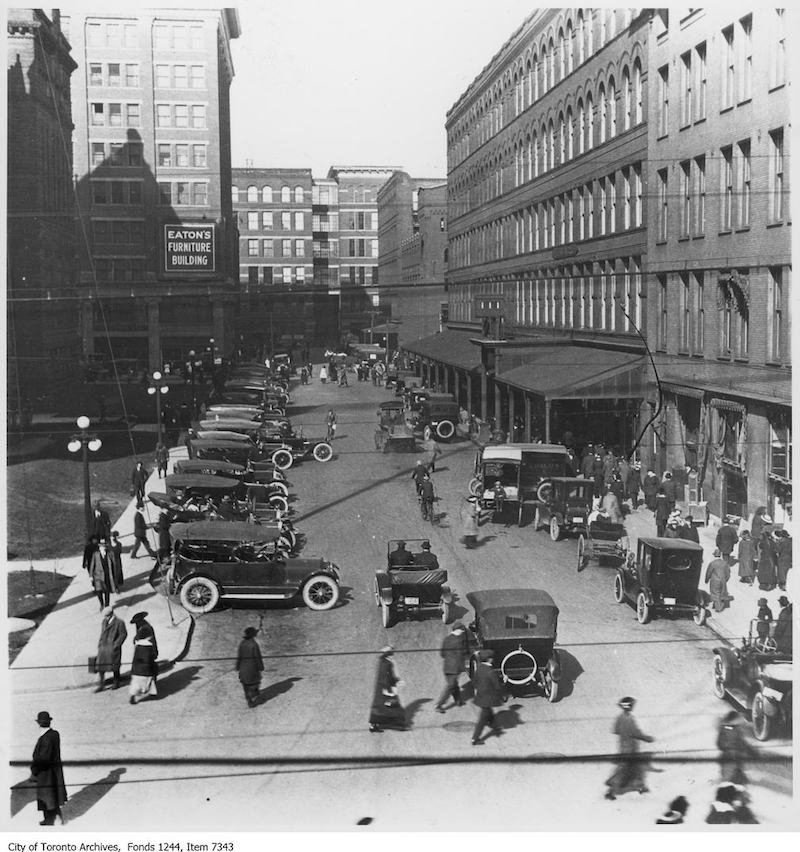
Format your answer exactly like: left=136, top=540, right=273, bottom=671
left=401, top=329, right=482, bottom=372
left=495, top=347, right=646, bottom=401
left=657, top=359, right=791, bottom=407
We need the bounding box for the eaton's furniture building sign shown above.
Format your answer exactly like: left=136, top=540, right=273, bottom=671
left=164, top=223, right=216, bottom=273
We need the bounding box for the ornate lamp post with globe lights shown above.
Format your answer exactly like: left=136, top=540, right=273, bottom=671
left=147, top=371, right=169, bottom=443
left=67, top=416, right=102, bottom=538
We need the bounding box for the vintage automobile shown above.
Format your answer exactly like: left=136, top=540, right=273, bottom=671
left=190, top=438, right=297, bottom=471
left=204, top=404, right=286, bottom=422
left=374, top=539, right=451, bottom=628
left=167, top=520, right=340, bottom=615
left=469, top=444, right=570, bottom=525
left=408, top=389, right=455, bottom=413
left=174, top=458, right=287, bottom=486
left=576, top=517, right=629, bottom=571
left=387, top=369, right=421, bottom=395
left=712, top=618, right=793, bottom=741
left=465, top=589, right=562, bottom=702
left=532, top=476, right=594, bottom=541
left=195, top=429, right=256, bottom=445
left=411, top=399, right=461, bottom=442
left=374, top=400, right=416, bottom=453
left=613, top=537, right=709, bottom=626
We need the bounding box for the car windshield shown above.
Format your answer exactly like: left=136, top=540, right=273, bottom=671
left=664, top=553, right=694, bottom=572
left=563, top=484, right=590, bottom=500
left=504, top=613, right=538, bottom=630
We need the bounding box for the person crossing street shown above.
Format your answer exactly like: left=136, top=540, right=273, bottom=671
left=419, top=472, right=435, bottom=523
left=435, top=623, right=468, bottom=713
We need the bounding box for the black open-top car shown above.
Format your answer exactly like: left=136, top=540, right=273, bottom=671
left=466, top=588, right=562, bottom=702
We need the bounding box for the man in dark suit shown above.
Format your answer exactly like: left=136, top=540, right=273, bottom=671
left=131, top=509, right=155, bottom=558
left=30, top=711, right=67, bottom=825
left=435, top=623, right=468, bottom=713
left=471, top=649, right=506, bottom=745
left=413, top=541, right=439, bottom=570
left=716, top=521, right=739, bottom=563
left=131, top=461, right=149, bottom=509
left=388, top=541, right=413, bottom=569
left=88, top=502, right=111, bottom=543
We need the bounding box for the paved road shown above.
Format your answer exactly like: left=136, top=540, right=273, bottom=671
left=8, top=375, right=793, bottom=831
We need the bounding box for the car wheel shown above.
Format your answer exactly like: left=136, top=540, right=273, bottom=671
left=423, top=425, right=433, bottom=441
left=712, top=655, right=729, bottom=700
left=269, top=495, right=289, bottom=513
left=302, top=575, right=340, bottom=611
left=533, top=507, right=542, bottom=531
left=693, top=607, right=708, bottom=627
left=536, top=479, right=553, bottom=503
left=271, top=448, right=293, bottom=470
left=577, top=535, right=587, bottom=572
left=278, top=533, right=294, bottom=554
left=613, top=572, right=625, bottom=603
left=267, top=481, right=289, bottom=497
left=751, top=690, right=772, bottom=741
left=468, top=477, right=482, bottom=497
left=179, top=577, right=220, bottom=614
left=636, top=592, right=651, bottom=625
left=313, top=442, right=333, bottom=462
left=441, top=599, right=450, bottom=624
left=543, top=670, right=559, bottom=703
left=436, top=420, right=455, bottom=440
left=381, top=600, right=392, bottom=628
left=373, top=578, right=381, bottom=607
left=550, top=517, right=562, bottom=542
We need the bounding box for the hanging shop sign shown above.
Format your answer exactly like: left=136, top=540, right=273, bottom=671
left=163, top=223, right=216, bottom=273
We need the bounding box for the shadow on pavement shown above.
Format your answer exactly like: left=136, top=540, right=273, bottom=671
left=62, top=767, right=127, bottom=823
left=555, top=649, right=585, bottom=700
left=254, top=676, right=302, bottom=706
left=404, top=697, right=430, bottom=728
left=495, top=703, right=524, bottom=730
left=155, top=664, right=203, bottom=699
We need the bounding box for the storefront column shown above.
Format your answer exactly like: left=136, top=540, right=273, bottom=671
left=524, top=394, right=532, bottom=442
left=443, top=366, right=450, bottom=394
left=480, top=370, right=487, bottom=421
left=545, top=399, right=552, bottom=443
left=466, top=371, right=473, bottom=416
left=147, top=300, right=161, bottom=372
left=508, top=390, right=516, bottom=441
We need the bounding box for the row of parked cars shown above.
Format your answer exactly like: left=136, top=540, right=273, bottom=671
left=156, top=363, right=343, bottom=616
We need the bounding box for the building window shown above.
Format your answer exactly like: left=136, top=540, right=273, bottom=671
left=694, top=156, right=705, bottom=236
left=92, top=143, right=105, bottom=166
left=281, top=212, right=291, bottom=231
left=657, top=274, right=668, bottom=350
left=296, top=267, right=306, bottom=284
left=174, top=104, right=188, bottom=128
left=633, top=60, right=642, bottom=124
left=721, top=146, right=734, bottom=230
left=281, top=186, right=291, bottom=203
left=695, top=43, right=706, bottom=120
left=769, top=128, right=785, bottom=222
left=282, top=239, right=291, bottom=257
left=680, top=51, right=692, bottom=127
left=190, top=65, right=205, bottom=88
left=586, top=93, right=594, bottom=150
left=262, top=267, right=273, bottom=286
left=738, top=139, right=751, bottom=228
left=692, top=273, right=704, bottom=354
left=173, top=65, right=188, bottom=89
left=719, top=300, right=732, bottom=356
left=294, top=212, right=304, bottom=230
left=158, top=143, right=171, bottom=167
left=90, top=63, right=103, bottom=85
left=91, top=102, right=105, bottom=126
left=262, top=212, right=273, bottom=230
left=768, top=267, right=784, bottom=362
left=295, top=239, right=305, bottom=257
left=772, top=10, right=786, bottom=88
left=189, top=26, right=203, bottom=50
left=739, top=15, right=752, bottom=102
left=262, top=239, right=274, bottom=258
left=126, top=104, right=140, bottom=126
left=281, top=266, right=292, bottom=285
left=598, top=178, right=607, bottom=236
left=108, top=104, right=122, bottom=126
left=191, top=105, right=206, bottom=128
left=294, top=186, right=304, bottom=203
left=175, top=182, right=190, bottom=205
left=622, top=168, right=631, bottom=230
left=633, top=163, right=642, bottom=228
left=261, top=186, right=273, bottom=203
left=231, top=186, right=239, bottom=204
left=722, top=25, right=735, bottom=109
left=247, top=239, right=259, bottom=257
left=680, top=160, right=691, bottom=238
left=247, top=211, right=259, bottom=231
left=156, top=104, right=170, bottom=127
left=158, top=182, right=171, bottom=205
left=658, top=65, right=669, bottom=136
left=175, top=144, right=189, bottom=167
left=192, top=145, right=206, bottom=167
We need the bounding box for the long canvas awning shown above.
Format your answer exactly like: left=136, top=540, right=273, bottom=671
left=496, top=347, right=647, bottom=400
left=657, top=359, right=791, bottom=407
left=401, top=330, right=482, bottom=371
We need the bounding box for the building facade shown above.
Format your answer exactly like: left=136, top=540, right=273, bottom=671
left=7, top=9, right=79, bottom=408
left=64, top=9, right=240, bottom=372
left=646, top=8, right=791, bottom=523
left=407, top=8, right=651, bottom=451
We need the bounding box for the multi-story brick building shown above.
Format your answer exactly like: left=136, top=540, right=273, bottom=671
left=406, top=8, right=651, bottom=450
left=646, top=8, right=791, bottom=522
left=64, top=9, right=240, bottom=372
left=7, top=9, right=79, bottom=407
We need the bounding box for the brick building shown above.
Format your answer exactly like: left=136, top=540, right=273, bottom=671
left=7, top=9, right=79, bottom=407
left=63, top=9, right=240, bottom=372
left=646, top=8, right=791, bottom=523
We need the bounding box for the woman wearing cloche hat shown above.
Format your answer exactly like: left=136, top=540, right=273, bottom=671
left=605, top=696, right=655, bottom=800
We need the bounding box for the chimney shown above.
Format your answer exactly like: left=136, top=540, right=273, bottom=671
left=51, top=10, right=61, bottom=31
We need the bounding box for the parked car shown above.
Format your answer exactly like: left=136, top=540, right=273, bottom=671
left=167, top=520, right=340, bottom=615
left=466, top=588, right=562, bottom=701
left=613, top=537, right=709, bottom=626
left=408, top=389, right=455, bottom=413
left=533, top=476, right=594, bottom=541
left=713, top=618, right=793, bottom=741
left=412, top=399, right=461, bottom=441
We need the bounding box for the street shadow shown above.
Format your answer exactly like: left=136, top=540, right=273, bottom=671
left=471, top=535, right=497, bottom=549
left=447, top=594, right=470, bottom=623
left=10, top=776, right=37, bottom=818
left=494, top=703, right=524, bottom=730
left=62, top=767, right=127, bottom=823
left=115, top=589, right=157, bottom=610
left=404, top=697, right=430, bottom=729
left=554, top=649, right=584, bottom=699
left=253, top=676, right=302, bottom=706
left=154, top=664, right=203, bottom=699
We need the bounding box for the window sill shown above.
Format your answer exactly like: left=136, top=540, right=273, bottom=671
left=734, top=226, right=751, bottom=234
left=733, top=357, right=750, bottom=364
left=766, top=220, right=784, bottom=229
left=737, top=97, right=752, bottom=108
left=656, top=132, right=669, bottom=142
left=719, top=105, right=734, bottom=115
left=679, top=122, right=692, bottom=132
left=655, top=239, right=668, bottom=246
left=765, top=360, right=785, bottom=368
left=718, top=229, right=733, bottom=237
left=691, top=233, right=705, bottom=241
left=678, top=235, right=690, bottom=242
left=694, top=116, right=707, bottom=126
left=768, top=82, right=786, bottom=94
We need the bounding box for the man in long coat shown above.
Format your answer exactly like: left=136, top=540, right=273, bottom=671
left=95, top=605, right=127, bottom=691
left=642, top=470, right=659, bottom=511
left=716, top=522, right=739, bottom=563
left=235, top=626, right=264, bottom=707
left=705, top=549, right=732, bottom=612
left=471, top=649, right=506, bottom=745
left=131, top=509, right=156, bottom=559
left=30, top=711, right=67, bottom=825
left=369, top=646, right=406, bottom=732
left=108, top=530, right=124, bottom=592
left=88, top=503, right=111, bottom=543
left=605, top=696, right=654, bottom=799
left=774, top=530, right=792, bottom=590
left=434, top=623, right=468, bottom=713
left=131, top=461, right=149, bottom=509
left=88, top=540, right=112, bottom=609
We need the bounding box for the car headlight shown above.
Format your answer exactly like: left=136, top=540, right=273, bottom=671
left=324, top=561, right=340, bottom=579
left=762, top=686, right=783, bottom=701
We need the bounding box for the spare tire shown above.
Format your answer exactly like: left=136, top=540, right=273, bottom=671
left=436, top=420, right=455, bottom=440
left=536, top=479, right=553, bottom=503
left=500, top=648, right=537, bottom=685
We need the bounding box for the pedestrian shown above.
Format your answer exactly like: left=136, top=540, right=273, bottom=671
left=756, top=598, right=773, bottom=645
left=82, top=534, right=100, bottom=572
left=654, top=488, right=670, bottom=537
left=592, top=452, right=605, bottom=501
left=580, top=444, right=595, bottom=479
left=157, top=511, right=171, bottom=561
left=680, top=515, right=700, bottom=543
left=716, top=520, right=739, bottom=563
left=425, top=437, right=442, bottom=472
left=705, top=549, right=732, bottom=612
left=88, top=539, right=112, bottom=609
left=131, top=509, right=156, bottom=559
left=655, top=796, right=689, bottom=824
left=435, top=623, right=468, bottom=713
left=89, top=501, right=111, bottom=543
left=108, top=530, right=124, bottom=593
left=626, top=462, right=642, bottom=509
left=661, top=471, right=677, bottom=513
left=319, top=365, right=327, bottom=384
left=664, top=512, right=682, bottom=538
left=184, top=429, right=195, bottom=459
left=235, top=626, right=264, bottom=708
left=618, top=456, right=631, bottom=498
left=774, top=596, right=793, bottom=654
left=326, top=408, right=337, bottom=442
left=411, top=459, right=428, bottom=495
left=131, top=460, right=149, bottom=509
left=717, top=709, right=753, bottom=787
left=94, top=605, right=127, bottom=692
left=604, top=696, right=654, bottom=799
left=128, top=612, right=158, bottom=705
left=750, top=506, right=769, bottom=544
left=461, top=497, right=482, bottom=549
left=419, top=473, right=435, bottom=522
left=705, top=783, right=758, bottom=824
left=30, top=711, right=67, bottom=826
left=757, top=527, right=777, bottom=591
left=610, top=473, right=625, bottom=508
left=471, top=649, right=506, bottom=745
left=369, top=646, right=406, bottom=732
left=300, top=366, right=308, bottom=385
left=737, top=530, right=755, bottom=584
left=492, top=479, right=506, bottom=519
left=155, top=442, right=169, bottom=478
left=601, top=485, right=624, bottom=524
left=773, top=529, right=792, bottom=591
left=642, top=470, right=659, bottom=511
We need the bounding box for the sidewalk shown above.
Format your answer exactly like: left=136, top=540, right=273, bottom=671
left=623, top=505, right=786, bottom=645
left=9, top=446, right=193, bottom=694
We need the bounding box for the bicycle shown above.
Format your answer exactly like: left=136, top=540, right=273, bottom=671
left=419, top=494, right=437, bottom=526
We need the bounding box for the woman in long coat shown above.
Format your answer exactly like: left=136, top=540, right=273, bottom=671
left=108, top=531, right=124, bottom=592
left=461, top=497, right=481, bottom=549
left=235, top=627, right=264, bottom=707
left=736, top=531, right=755, bottom=585
left=642, top=471, right=659, bottom=511
left=774, top=530, right=792, bottom=590
left=128, top=613, right=158, bottom=704
left=705, top=551, right=732, bottom=612
left=95, top=606, right=127, bottom=691
left=369, top=646, right=406, bottom=732
left=757, top=530, right=777, bottom=591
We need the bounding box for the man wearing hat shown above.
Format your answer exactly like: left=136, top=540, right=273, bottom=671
left=705, top=549, right=733, bottom=612
left=774, top=596, right=793, bottom=654
left=388, top=540, right=414, bottom=569
left=108, top=530, right=124, bottom=593
left=435, top=623, right=468, bottom=713
left=369, top=646, right=406, bottom=732
left=716, top=520, right=739, bottom=564
left=717, top=709, right=753, bottom=786
left=87, top=539, right=112, bottom=610
left=413, top=540, right=439, bottom=570
left=471, top=649, right=506, bottom=745
left=94, top=605, right=127, bottom=692
left=605, top=696, right=654, bottom=799
left=30, top=711, right=67, bottom=825
left=235, top=627, right=264, bottom=708
left=774, top=529, right=792, bottom=591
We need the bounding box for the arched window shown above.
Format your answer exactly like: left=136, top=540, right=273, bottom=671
left=586, top=12, right=594, bottom=56
left=294, top=186, right=303, bottom=203
left=526, top=132, right=533, bottom=180
left=280, top=186, right=291, bottom=203
left=586, top=92, right=594, bottom=150
left=633, top=59, right=643, bottom=124
left=541, top=124, right=549, bottom=173
left=577, top=99, right=585, bottom=155
left=532, top=129, right=539, bottom=178
left=607, top=9, right=615, bottom=40
left=558, top=29, right=566, bottom=80
left=539, top=43, right=547, bottom=93
left=566, top=108, right=574, bottom=160
left=576, top=12, right=585, bottom=65
left=526, top=57, right=534, bottom=106
left=247, top=185, right=257, bottom=203
left=548, top=37, right=555, bottom=88
left=622, top=68, right=632, bottom=130
left=531, top=52, right=539, bottom=101
left=608, top=78, right=617, bottom=138
left=566, top=22, right=574, bottom=74
left=261, top=185, right=272, bottom=203
left=558, top=113, right=565, bottom=165
left=231, top=185, right=239, bottom=203
left=548, top=119, right=556, bottom=170
left=599, top=84, right=607, bottom=143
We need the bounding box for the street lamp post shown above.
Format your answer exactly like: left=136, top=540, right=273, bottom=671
left=147, top=371, right=169, bottom=443
left=67, top=415, right=102, bottom=538
left=187, top=350, right=197, bottom=416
